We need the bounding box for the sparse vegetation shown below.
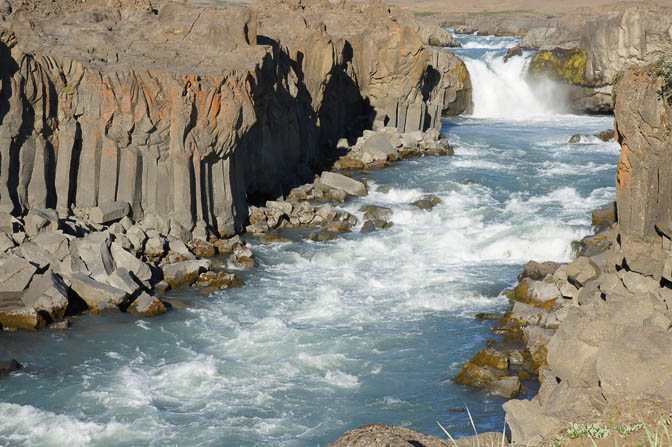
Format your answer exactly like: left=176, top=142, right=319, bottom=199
left=550, top=417, right=672, bottom=446
left=654, top=56, right=672, bottom=104
left=467, top=9, right=535, bottom=16
left=437, top=407, right=507, bottom=447
left=413, top=11, right=438, bottom=17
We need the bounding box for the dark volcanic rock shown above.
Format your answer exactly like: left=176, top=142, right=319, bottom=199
left=0, top=359, right=23, bottom=377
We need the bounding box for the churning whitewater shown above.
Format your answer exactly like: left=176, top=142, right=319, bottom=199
left=0, top=34, right=620, bottom=447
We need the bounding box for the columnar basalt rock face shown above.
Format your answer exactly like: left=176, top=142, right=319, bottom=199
left=526, top=3, right=672, bottom=112
left=0, top=0, right=471, bottom=234
left=613, top=67, right=672, bottom=278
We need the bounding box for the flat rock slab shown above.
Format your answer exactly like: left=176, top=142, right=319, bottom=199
left=0, top=303, right=42, bottom=330
left=89, top=201, right=130, bottom=225
left=66, top=272, right=128, bottom=308
left=0, top=255, right=38, bottom=293
left=320, top=172, right=367, bottom=197
left=360, top=133, right=398, bottom=161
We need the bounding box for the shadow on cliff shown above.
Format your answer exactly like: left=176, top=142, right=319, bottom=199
left=242, top=35, right=373, bottom=208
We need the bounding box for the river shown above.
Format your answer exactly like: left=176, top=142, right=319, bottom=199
left=0, top=34, right=620, bottom=446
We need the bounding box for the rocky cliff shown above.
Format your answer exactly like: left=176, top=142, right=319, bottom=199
left=525, top=2, right=672, bottom=112
left=499, top=59, right=672, bottom=446
left=425, top=12, right=558, bottom=37
left=0, top=0, right=471, bottom=237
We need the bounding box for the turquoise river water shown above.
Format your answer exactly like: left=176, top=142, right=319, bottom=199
left=0, top=34, right=620, bottom=446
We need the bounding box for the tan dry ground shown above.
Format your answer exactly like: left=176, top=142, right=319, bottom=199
left=388, top=0, right=672, bottom=14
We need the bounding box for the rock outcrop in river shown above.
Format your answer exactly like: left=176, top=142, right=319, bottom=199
left=525, top=2, right=672, bottom=112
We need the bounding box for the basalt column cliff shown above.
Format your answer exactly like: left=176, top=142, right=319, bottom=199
left=0, top=0, right=470, bottom=237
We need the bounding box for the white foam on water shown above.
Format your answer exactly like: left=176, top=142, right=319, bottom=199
left=462, top=52, right=568, bottom=120
left=537, top=161, right=615, bottom=177
left=324, top=370, right=360, bottom=388
left=0, top=403, right=154, bottom=446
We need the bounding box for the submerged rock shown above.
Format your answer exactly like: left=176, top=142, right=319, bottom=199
left=411, top=195, right=442, bottom=211
left=0, top=359, right=23, bottom=377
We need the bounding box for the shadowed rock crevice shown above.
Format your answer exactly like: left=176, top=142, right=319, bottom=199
left=0, top=0, right=471, bottom=234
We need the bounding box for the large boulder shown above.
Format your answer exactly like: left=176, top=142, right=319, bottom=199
left=503, top=399, right=562, bottom=446
left=74, top=233, right=115, bottom=282
left=21, top=272, right=69, bottom=321
left=31, top=231, right=72, bottom=260
left=110, top=242, right=153, bottom=283
left=16, top=242, right=61, bottom=271
left=66, top=272, right=128, bottom=308
left=360, top=133, right=398, bottom=162
left=162, top=260, right=212, bottom=289
left=88, top=201, right=131, bottom=225
left=127, top=292, right=166, bottom=318
left=596, top=326, right=672, bottom=401
left=320, top=172, right=367, bottom=197
left=518, top=260, right=560, bottom=282
left=329, top=424, right=450, bottom=447
left=0, top=255, right=37, bottom=293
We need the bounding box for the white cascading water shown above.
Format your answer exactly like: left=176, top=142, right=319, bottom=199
left=462, top=52, right=568, bottom=120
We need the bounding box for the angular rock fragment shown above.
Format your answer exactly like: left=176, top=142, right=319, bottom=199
left=162, top=260, right=212, bottom=289
left=127, top=292, right=166, bottom=317
left=75, top=232, right=115, bottom=282
left=31, top=231, right=72, bottom=260
left=320, top=172, right=367, bottom=197
left=88, top=201, right=130, bottom=225
left=24, top=209, right=59, bottom=238
left=21, top=272, right=69, bottom=321
left=360, top=133, right=398, bottom=161
left=66, top=273, right=128, bottom=308
left=110, top=242, right=153, bottom=282
left=16, top=242, right=60, bottom=271
left=0, top=255, right=38, bottom=293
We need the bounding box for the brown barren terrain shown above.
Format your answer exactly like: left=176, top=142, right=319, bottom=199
left=389, top=0, right=672, bottom=14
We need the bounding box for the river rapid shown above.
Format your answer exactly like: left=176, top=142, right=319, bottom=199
left=0, top=34, right=620, bottom=446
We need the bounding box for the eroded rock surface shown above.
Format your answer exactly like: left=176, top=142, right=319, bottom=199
left=0, top=0, right=471, bottom=238
left=526, top=3, right=672, bottom=112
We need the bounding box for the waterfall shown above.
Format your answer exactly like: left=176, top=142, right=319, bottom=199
left=462, top=52, right=568, bottom=120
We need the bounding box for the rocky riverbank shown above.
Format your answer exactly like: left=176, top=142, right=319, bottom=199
left=0, top=119, right=453, bottom=334
left=329, top=52, right=672, bottom=447
left=0, top=0, right=472, bottom=334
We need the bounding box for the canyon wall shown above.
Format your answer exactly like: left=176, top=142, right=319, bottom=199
left=0, top=0, right=471, bottom=237
left=500, top=59, right=672, bottom=446
left=614, top=63, right=672, bottom=278
left=525, top=3, right=672, bottom=112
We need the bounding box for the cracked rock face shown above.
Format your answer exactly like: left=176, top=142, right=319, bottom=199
left=0, top=0, right=471, bottom=235
left=525, top=3, right=672, bottom=112
left=614, top=66, right=672, bottom=279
